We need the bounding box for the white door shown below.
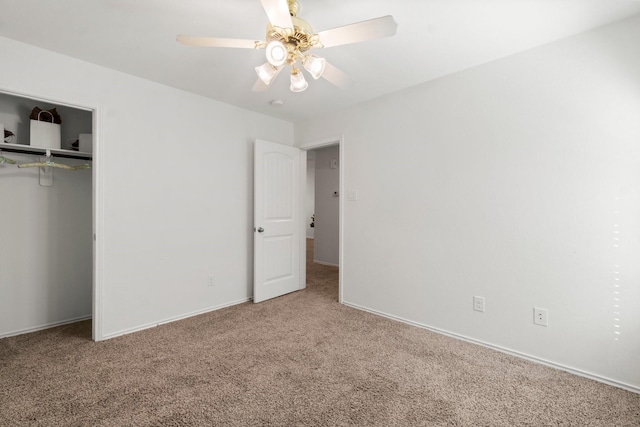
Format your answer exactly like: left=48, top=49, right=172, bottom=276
left=254, top=140, right=302, bottom=303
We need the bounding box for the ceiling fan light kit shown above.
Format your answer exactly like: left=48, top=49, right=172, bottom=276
left=289, top=67, right=308, bottom=92
left=255, top=62, right=280, bottom=85
left=302, top=55, right=326, bottom=80
left=177, top=0, right=397, bottom=93
left=265, top=40, right=288, bottom=67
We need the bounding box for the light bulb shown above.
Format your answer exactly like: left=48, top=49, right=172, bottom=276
left=255, top=62, right=278, bottom=84
left=303, top=55, right=326, bottom=80
left=290, top=68, right=308, bottom=92
left=266, top=40, right=287, bottom=67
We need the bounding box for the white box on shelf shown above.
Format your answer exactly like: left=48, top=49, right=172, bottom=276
left=79, top=133, right=92, bottom=153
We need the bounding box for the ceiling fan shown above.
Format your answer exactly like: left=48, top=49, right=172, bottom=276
left=177, top=0, right=397, bottom=93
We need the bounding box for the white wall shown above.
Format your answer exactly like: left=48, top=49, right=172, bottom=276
left=306, top=152, right=315, bottom=239
left=313, top=146, right=340, bottom=266
left=0, top=36, right=293, bottom=340
left=295, top=15, right=640, bottom=391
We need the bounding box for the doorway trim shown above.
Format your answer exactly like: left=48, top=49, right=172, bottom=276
left=298, top=135, right=344, bottom=303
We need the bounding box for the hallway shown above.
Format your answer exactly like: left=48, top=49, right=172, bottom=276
left=306, top=238, right=339, bottom=301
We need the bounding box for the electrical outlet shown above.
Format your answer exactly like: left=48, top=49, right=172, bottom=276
left=534, top=307, right=548, bottom=326
left=473, top=296, right=485, bottom=313
left=207, top=275, right=215, bottom=287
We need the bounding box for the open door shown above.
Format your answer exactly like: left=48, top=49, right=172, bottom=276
left=254, top=139, right=302, bottom=303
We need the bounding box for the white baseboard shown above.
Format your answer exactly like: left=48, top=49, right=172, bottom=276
left=101, top=297, right=251, bottom=341
left=0, top=315, right=92, bottom=339
left=313, top=259, right=339, bottom=267
left=341, top=301, right=640, bottom=394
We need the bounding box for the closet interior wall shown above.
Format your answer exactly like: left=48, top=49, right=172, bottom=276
left=0, top=92, right=93, bottom=338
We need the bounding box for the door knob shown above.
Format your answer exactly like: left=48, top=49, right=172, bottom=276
left=256, top=227, right=264, bottom=233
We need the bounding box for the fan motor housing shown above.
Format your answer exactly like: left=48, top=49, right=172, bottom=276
left=266, top=16, right=318, bottom=54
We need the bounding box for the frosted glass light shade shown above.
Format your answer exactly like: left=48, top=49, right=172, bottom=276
left=255, top=62, right=279, bottom=84
left=266, top=40, right=287, bottom=67
left=290, top=69, right=308, bottom=92
left=303, top=55, right=326, bottom=79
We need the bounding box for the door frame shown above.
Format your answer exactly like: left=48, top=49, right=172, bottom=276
left=298, top=136, right=344, bottom=303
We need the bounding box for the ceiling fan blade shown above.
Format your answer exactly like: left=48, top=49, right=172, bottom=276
left=321, top=62, right=355, bottom=90
left=252, top=66, right=284, bottom=92
left=316, top=15, right=397, bottom=48
left=260, top=0, right=293, bottom=29
left=176, top=35, right=257, bottom=49
left=252, top=79, right=270, bottom=92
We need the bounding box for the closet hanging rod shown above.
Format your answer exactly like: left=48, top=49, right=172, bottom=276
left=0, top=142, right=92, bottom=160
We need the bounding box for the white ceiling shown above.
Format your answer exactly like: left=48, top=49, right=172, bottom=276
left=1, top=0, right=639, bottom=123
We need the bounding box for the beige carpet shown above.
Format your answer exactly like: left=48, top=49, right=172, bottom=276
left=1, top=240, right=639, bottom=426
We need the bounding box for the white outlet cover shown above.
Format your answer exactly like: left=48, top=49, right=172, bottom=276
left=473, top=296, right=485, bottom=312
left=534, top=307, right=548, bottom=326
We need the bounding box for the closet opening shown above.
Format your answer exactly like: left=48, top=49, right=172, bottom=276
left=0, top=89, right=98, bottom=341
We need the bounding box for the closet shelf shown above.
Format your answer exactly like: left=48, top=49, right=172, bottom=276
left=0, top=142, right=92, bottom=160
